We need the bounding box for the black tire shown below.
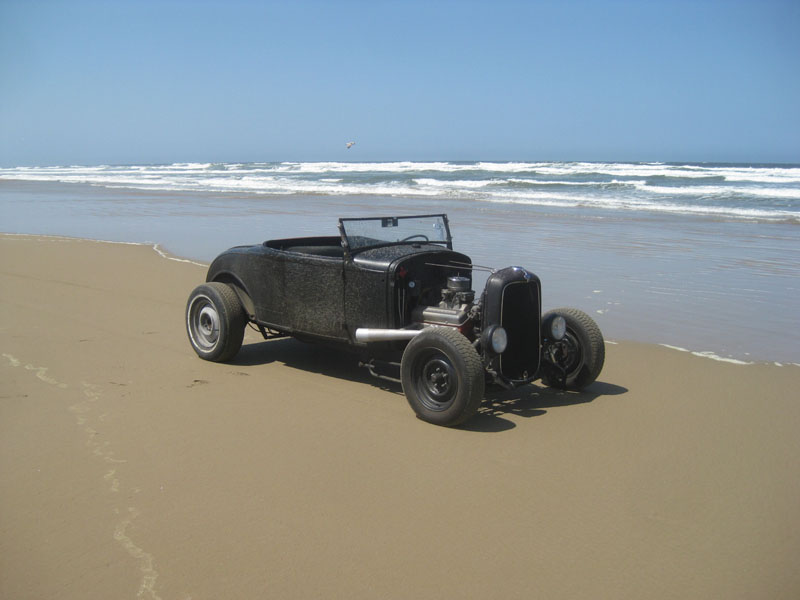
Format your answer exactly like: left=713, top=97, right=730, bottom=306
left=400, top=328, right=485, bottom=426
left=186, top=282, right=246, bottom=362
left=541, top=308, right=604, bottom=390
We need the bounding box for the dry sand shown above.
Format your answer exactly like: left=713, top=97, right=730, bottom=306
left=1, top=233, right=799, bottom=599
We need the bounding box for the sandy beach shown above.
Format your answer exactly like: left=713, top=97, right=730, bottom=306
left=1, top=233, right=799, bottom=599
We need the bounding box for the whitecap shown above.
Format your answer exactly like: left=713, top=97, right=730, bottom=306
left=659, top=344, right=753, bottom=365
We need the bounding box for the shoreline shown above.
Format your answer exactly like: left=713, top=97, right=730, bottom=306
left=0, top=231, right=210, bottom=267
left=3, top=230, right=797, bottom=367
left=2, top=232, right=799, bottom=599
left=3, top=177, right=799, bottom=364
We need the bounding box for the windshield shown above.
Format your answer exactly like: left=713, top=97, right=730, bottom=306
left=339, top=214, right=452, bottom=251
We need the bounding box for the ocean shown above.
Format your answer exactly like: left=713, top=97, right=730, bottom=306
left=1, top=161, right=798, bottom=363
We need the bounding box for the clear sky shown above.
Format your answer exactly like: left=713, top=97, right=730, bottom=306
left=1, top=0, right=798, bottom=166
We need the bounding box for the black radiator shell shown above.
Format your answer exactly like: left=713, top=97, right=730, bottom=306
left=482, top=267, right=542, bottom=382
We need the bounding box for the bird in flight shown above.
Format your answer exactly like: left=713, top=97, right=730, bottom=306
left=346, top=141, right=355, bottom=149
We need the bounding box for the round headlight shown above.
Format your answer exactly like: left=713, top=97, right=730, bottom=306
left=480, top=325, right=508, bottom=355
left=490, top=326, right=508, bottom=354
left=550, top=315, right=566, bottom=340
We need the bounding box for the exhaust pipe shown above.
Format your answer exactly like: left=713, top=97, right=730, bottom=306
left=355, top=328, right=421, bottom=343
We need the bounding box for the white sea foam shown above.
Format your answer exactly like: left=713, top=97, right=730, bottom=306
left=721, top=167, right=800, bottom=184
left=4, top=160, right=799, bottom=181
left=481, top=191, right=584, bottom=209
left=1, top=161, right=797, bottom=222
left=746, top=187, right=800, bottom=199
left=658, top=344, right=753, bottom=365
left=472, top=188, right=798, bottom=221
left=504, top=178, right=643, bottom=187
left=413, top=178, right=497, bottom=189
left=277, top=161, right=464, bottom=174
left=633, top=182, right=800, bottom=200
left=521, top=163, right=719, bottom=179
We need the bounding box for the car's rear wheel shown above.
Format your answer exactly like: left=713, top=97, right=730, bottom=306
left=186, top=282, right=246, bottom=362
left=541, top=308, right=604, bottom=390
left=401, top=328, right=485, bottom=426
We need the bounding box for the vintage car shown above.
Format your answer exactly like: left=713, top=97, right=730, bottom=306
left=186, top=214, right=604, bottom=426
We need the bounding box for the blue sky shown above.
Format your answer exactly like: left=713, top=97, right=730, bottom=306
left=1, top=0, right=798, bottom=165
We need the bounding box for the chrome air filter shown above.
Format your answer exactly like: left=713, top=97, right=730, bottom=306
left=447, top=276, right=471, bottom=292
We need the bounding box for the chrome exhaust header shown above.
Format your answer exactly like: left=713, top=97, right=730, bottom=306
left=355, top=328, right=422, bottom=343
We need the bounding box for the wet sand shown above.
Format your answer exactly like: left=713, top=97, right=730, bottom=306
left=1, top=234, right=799, bottom=599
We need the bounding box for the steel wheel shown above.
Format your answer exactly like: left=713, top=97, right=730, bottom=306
left=188, top=296, right=222, bottom=352
left=541, top=308, right=604, bottom=390
left=401, top=328, right=484, bottom=426
left=186, top=282, right=246, bottom=362
left=546, top=330, right=585, bottom=381
left=414, top=351, right=458, bottom=412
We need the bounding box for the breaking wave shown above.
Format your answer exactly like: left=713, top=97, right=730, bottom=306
left=1, top=161, right=798, bottom=223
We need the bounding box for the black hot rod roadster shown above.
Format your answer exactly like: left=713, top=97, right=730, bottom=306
left=186, top=214, right=604, bottom=426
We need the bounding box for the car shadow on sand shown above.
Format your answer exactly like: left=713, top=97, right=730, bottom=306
left=463, top=381, right=628, bottom=432
left=232, top=337, right=392, bottom=388
left=231, top=338, right=628, bottom=433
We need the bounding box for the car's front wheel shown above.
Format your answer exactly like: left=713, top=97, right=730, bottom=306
left=401, top=328, right=485, bottom=426
left=186, top=282, right=246, bottom=362
left=541, top=308, right=604, bottom=390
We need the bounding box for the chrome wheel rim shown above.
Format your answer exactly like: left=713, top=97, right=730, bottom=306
left=188, top=295, right=220, bottom=351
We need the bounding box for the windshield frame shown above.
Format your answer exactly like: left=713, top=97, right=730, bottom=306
left=338, top=214, right=453, bottom=254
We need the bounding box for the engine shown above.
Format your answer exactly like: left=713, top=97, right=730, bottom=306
left=412, top=276, right=479, bottom=329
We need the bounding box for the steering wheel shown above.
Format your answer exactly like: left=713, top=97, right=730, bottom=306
left=400, top=234, right=429, bottom=242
